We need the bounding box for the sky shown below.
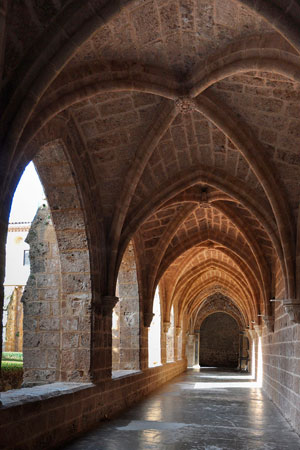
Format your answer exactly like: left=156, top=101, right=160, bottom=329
left=9, top=162, right=46, bottom=223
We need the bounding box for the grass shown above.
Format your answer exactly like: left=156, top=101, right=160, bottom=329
left=1, top=360, right=23, bottom=369
left=2, top=352, right=23, bottom=362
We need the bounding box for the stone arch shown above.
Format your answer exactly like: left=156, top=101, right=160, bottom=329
left=166, top=241, right=262, bottom=308
left=194, top=293, right=246, bottom=331
left=147, top=231, right=263, bottom=333
left=121, top=167, right=281, bottom=268
left=177, top=277, right=254, bottom=329
left=173, top=262, right=254, bottom=310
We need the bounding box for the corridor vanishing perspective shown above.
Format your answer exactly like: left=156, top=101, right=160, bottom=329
left=62, top=369, right=300, bottom=450
left=1, top=1, right=300, bottom=449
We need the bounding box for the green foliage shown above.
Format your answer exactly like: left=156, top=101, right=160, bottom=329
left=2, top=352, right=23, bottom=362
left=1, top=360, right=23, bottom=369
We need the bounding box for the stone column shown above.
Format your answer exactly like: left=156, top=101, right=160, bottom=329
left=92, top=295, right=118, bottom=383
left=246, top=328, right=256, bottom=376
left=186, top=334, right=196, bottom=367
left=175, top=326, right=182, bottom=360
left=139, top=312, right=153, bottom=371
left=161, top=321, right=170, bottom=364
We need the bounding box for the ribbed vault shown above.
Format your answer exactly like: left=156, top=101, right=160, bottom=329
left=1, top=0, right=300, bottom=346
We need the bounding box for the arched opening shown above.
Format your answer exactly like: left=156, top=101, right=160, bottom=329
left=1, top=140, right=93, bottom=389
left=1, top=162, right=45, bottom=390
left=200, top=312, right=240, bottom=368
left=148, top=286, right=161, bottom=367
left=112, top=241, right=140, bottom=375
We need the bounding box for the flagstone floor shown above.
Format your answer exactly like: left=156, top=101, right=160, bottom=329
left=61, top=368, right=300, bottom=449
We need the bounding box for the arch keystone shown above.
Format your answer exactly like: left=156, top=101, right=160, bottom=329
left=174, top=96, right=196, bottom=114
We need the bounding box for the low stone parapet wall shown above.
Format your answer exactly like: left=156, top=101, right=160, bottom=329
left=0, top=359, right=186, bottom=449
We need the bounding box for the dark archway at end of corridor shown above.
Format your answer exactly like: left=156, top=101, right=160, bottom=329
left=200, top=312, right=239, bottom=368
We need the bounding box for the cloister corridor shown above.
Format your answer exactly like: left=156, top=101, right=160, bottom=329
left=2, top=1, right=300, bottom=449
left=61, top=369, right=300, bottom=450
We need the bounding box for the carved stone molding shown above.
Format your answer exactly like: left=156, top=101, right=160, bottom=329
left=263, top=315, right=274, bottom=332
left=254, top=324, right=262, bottom=337
left=188, top=334, right=195, bottom=342
left=144, top=312, right=154, bottom=328
left=101, top=295, right=119, bottom=315
left=163, top=321, right=171, bottom=333
left=247, top=329, right=256, bottom=340
left=283, top=302, right=300, bottom=324
left=195, top=292, right=245, bottom=330
left=175, top=326, right=182, bottom=337
left=174, top=96, right=195, bottom=114
left=200, top=188, right=210, bottom=208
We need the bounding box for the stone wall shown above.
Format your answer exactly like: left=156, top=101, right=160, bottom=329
left=22, top=205, right=61, bottom=386
left=200, top=312, right=239, bottom=368
left=22, top=201, right=91, bottom=386
left=112, top=241, right=140, bottom=371
left=262, top=259, right=300, bottom=432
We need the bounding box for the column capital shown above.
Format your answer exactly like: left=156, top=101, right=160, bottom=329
left=144, top=312, right=154, bottom=328
left=175, top=326, right=182, bottom=337
left=163, top=321, right=171, bottom=333
left=254, top=324, right=262, bottom=337
left=247, top=329, right=256, bottom=340
left=101, top=295, right=119, bottom=315
left=262, top=315, right=274, bottom=332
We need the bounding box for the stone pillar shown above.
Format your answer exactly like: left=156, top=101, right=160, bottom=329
left=165, top=321, right=175, bottom=362
left=238, top=330, right=250, bottom=372
left=92, top=295, right=118, bottom=382
left=141, top=312, right=154, bottom=371
left=175, top=326, right=182, bottom=360
left=161, top=321, right=169, bottom=364
left=251, top=325, right=262, bottom=382
left=186, top=334, right=196, bottom=367
left=140, top=322, right=149, bottom=371
left=246, top=328, right=256, bottom=376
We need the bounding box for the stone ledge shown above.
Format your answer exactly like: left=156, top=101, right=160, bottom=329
left=112, top=370, right=141, bottom=380
left=0, top=382, right=94, bottom=408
